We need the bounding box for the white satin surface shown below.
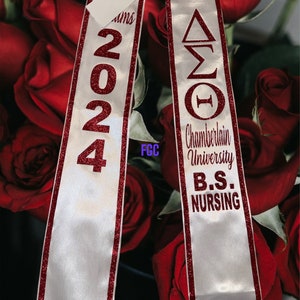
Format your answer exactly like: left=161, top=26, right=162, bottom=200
left=167, top=0, right=260, bottom=299
left=87, top=0, right=134, bottom=27
left=39, top=1, right=142, bottom=299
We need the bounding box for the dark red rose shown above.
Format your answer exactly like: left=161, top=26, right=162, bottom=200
left=152, top=212, right=186, bottom=300
left=121, top=165, right=155, bottom=253
left=23, top=0, right=84, bottom=56
left=147, top=7, right=171, bottom=86
left=238, top=118, right=299, bottom=214
left=0, top=103, right=9, bottom=142
left=239, top=118, right=285, bottom=174
left=14, top=39, right=74, bottom=136
left=0, top=22, right=34, bottom=90
left=141, top=0, right=162, bottom=47
left=153, top=231, right=188, bottom=300
left=159, top=104, right=179, bottom=191
left=273, top=187, right=299, bottom=298
left=253, top=221, right=282, bottom=300
left=255, top=68, right=300, bottom=150
left=0, top=123, right=60, bottom=220
left=220, top=0, right=261, bottom=23
left=143, top=0, right=163, bottom=26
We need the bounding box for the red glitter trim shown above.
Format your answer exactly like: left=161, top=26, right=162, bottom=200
left=165, top=1, right=196, bottom=299
left=107, top=0, right=145, bottom=299
left=37, top=7, right=90, bottom=300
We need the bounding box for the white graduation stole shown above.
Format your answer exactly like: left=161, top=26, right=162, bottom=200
left=166, top=0, right=262, bottom=298
left=37, top=1, right=144, bottom=299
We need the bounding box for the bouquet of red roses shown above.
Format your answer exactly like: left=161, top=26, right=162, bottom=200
left=0, top=0, right=299, bottom=299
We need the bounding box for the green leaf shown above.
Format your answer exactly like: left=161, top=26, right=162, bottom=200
left=282, top=294, right=298, bottom=300
left=156, top=86, right=173, bottom=114
left=237, top=0, right=276, bottom=23
left=133, top=55, right=147, bottom=109
left=253, top=205, right=287, bottom=243
left=129, top=156, right=161, bottom=173
left=129, top=110, right=158, bottom=143
left=3, top=0, right=20, bottom=22
left=158, top=190, right=182, bottom=219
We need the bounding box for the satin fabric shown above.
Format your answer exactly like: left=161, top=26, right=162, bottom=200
left=166, top=0, right=261, bottom=299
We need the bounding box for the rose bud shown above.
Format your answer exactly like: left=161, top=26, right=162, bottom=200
left=14, top=40, right=74, bottom=136
left=255, top=68, right=300, bottom=151
left=0, top=22, right=34, bottom=90
left=238, top=118, right=299, bottom=214
left=220, top=0, right=261, bottom=23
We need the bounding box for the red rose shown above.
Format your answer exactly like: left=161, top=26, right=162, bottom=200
left=253, top=221, right=283, bottom=300
left=0, top=123, right=60, bottom=220
left=239, top=118, right=285, bottom=174
left=147, top=7, right=171, bottom=86
left=121, top=165, right=155, bottom=252
left=143, top=0, right=163, bottom=26
left=23, top=0, right=84, bottom=56
left=273, top=187, right=299, bottom=298
left=0, top=22, right=34, bottom=90
left=141, top=0, right=162, bottom=47
left=238, top=118, right=299, bottom=214
left=255, top=68, right=300, bottom=150
left=159, top=104, right=180, bottom=191
left=0, top=103, right=9, bottom=142
left=14, top=40, right=74, bottom=136
left=153, top=232, right=188, bottom=300
left=220, top=0, right=261, bottom=23
left=152, top=212, right=187, bottom=300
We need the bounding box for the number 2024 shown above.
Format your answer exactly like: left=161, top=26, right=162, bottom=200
left=77, top=28, right=122, bottom=172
